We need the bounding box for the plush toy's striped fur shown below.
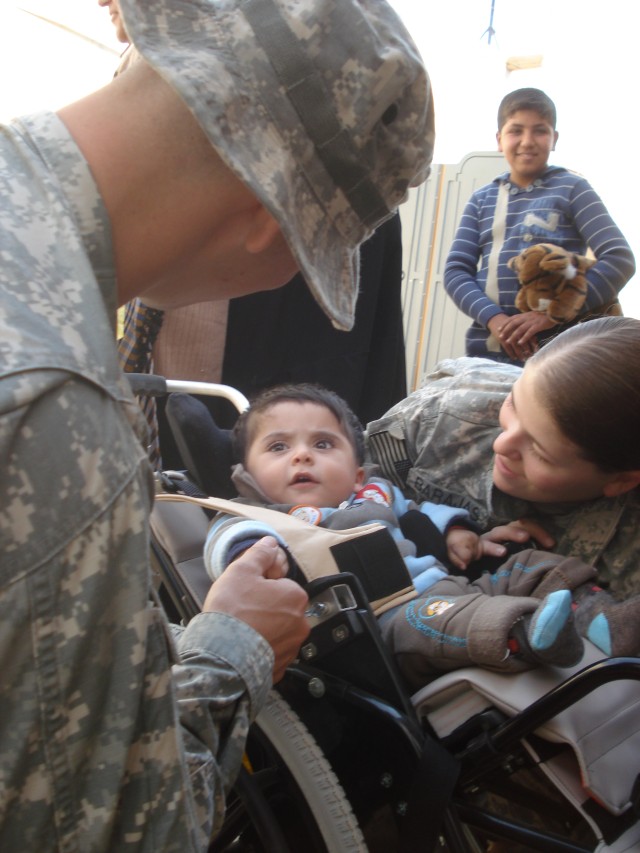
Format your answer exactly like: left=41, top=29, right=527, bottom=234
left=508, top=242, right=595, bottom=322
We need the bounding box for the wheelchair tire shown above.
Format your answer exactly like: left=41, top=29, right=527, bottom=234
left=211, top=691, right=367, bottom=853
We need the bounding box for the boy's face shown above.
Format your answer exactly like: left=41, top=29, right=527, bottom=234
left=245, top=401, right=365, bottom=507
left=497, top=109, right=558, bottom=187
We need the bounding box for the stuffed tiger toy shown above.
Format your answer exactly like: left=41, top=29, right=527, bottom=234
left=508, top=242, right=595, bottom=323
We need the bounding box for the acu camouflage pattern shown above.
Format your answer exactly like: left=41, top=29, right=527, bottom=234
left=366, top=358, right=640, bottom=600
left=119, top=0, right=434, bottom=331
left=0, top=112, right=273, bottom=851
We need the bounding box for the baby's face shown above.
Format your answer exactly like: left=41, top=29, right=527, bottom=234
left=245, top=401, right=364, bottom=507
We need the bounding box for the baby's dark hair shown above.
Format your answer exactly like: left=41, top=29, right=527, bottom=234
left=497, top=87, right=557, bottom=130
left=232, top=383, right=365, bottom=465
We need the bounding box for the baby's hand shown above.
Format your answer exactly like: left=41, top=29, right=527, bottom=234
left=446, top=527, right=482, bottom=571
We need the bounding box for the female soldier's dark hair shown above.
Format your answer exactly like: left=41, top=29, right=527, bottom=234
left=530, top=316, right=640, bottom=472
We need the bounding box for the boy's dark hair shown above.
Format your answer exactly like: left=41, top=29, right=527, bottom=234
left=497, top=87, right=557, bottom=131
left=232, top=383, right=366, bottom=465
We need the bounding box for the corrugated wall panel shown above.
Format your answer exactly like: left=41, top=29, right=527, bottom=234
left=400, top=151, right=505, bottom=390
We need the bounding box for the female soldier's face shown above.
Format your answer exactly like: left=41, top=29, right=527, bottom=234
left=492, top=364, right=621, bottom=504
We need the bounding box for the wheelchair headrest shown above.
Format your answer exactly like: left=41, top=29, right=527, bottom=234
left=165, top=393, right=237, bottom=498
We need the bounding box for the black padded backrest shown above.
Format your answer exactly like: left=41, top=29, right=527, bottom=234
left=164, top=393, right=236, bottom=498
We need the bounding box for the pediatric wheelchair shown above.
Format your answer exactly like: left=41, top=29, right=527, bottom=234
left=132, top=375, right=640, bottom=853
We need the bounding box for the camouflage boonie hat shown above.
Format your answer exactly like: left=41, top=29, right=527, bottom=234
left=119, top=0, right=434, bottom=330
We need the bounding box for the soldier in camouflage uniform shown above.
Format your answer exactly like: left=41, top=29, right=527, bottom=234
left=0, top=0, right=434, bottom=849
left=367, top=317, right=640, bottom=609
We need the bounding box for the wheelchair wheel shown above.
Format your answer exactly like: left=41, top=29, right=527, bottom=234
left=211, top=691, right=367, bottom=853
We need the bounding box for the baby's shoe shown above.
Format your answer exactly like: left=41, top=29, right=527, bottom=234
left=574, top=588, right=640, bottom=657
left=510, top=589, right=584, bottom=668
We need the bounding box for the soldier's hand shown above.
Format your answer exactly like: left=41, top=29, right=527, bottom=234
left=482, top=519, right=555, bottom=550
left=203, top=537, right=309, bottom=682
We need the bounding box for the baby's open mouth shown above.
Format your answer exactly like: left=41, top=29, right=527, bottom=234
left=291, top=473, right=316, bottom=484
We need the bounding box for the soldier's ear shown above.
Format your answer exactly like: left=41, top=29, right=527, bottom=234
left=603, top=470, right=640, bottom=498
left=244, top=206, right=282, bottom=255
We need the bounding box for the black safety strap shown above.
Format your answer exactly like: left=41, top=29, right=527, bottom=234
left=330, top=527, right=413, bottom=605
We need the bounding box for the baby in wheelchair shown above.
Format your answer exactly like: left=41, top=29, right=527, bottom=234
left=202, top=381, right=625, bottom=689
left=151, top=317, right=640, bottom=851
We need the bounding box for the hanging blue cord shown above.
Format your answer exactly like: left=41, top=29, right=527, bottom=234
left=481, top=0, right=496, bottom=44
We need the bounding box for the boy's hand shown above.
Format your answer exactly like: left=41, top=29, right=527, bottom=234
left=203, top=536, right=310, bottom=682
left=497, top=312, right=557, bottom=361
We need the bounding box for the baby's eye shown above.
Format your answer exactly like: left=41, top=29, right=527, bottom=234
left=267, top=441, right=287, bottom=453
left=315, top=438, right=334, bottom=450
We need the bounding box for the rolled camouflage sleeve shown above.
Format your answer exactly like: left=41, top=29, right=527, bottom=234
left=173, top=612, right=274, bottom=840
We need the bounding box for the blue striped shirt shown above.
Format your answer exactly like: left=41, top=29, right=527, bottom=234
left=444, top=165, right=635, bottom=359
